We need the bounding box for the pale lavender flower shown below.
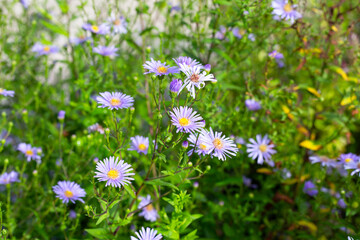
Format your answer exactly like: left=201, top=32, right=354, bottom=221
left=246, top=135, right=276, bottom=164
left=169, top=79, right=182, bottom=93
left=58, top=110, right=65, bottom=120
left=0, top=171, right=19, bottom=185
left=204, top=64, right=211, bottom=71
left=178, top=64, right=216, bottom=98
left=82, top=23, right=110, bottom=35
left=0, top=88, right=15, bottom=97
left=131, top=227, right=162, bottom=240
left=242, top=175, right=258, bottom=189
left=96, top=92, right=134, bottom=110
left=271, top=0, right=302, bottom=24
left=243, top=10, right=249, bottom=15
left=182, top=140, right=189, bottom=149
left=193, top=182, right=199, bottom=188
left=339, top=153, right=359, bottom=164
left=338, top=199, right=346, bottom=209
left=95, top=157, right=134, bottom=188
left=143, top=58, right=179, bottom=76
left=245, top=99, right=261, bottom=111
left=93, top=45, right=118, bottom=57
left=70, top=35, right=90, bottom=45
left=52, top=181, right=86, bottom=204
left=69, top=210, right=77, bottom=219
left=31, top=43, right=58, bottom=56
left=303, top=181, right=318, bottom=196
left=269, top=50, right=284, bottom=59
left=106, top=14, right=127, bottom=34
left=88, top=123, right=104, bottom=134
left=201, top=128, right=238, bottom=161
left=173, top=56, right=203, bottom=68
left=232, top=27, right=244, bottom=39
left=128, top=136, right=149, bottom=155
left=345, top=161, right=360, bottom=176
left=215, top=26, right=227, bottom=40
left=187, top=132, right=212, bottom=156
left=170, top=106, right=204, bottom=133
left=17, top=143, right=41, bottom=162
left=309, top=155, right=338, bottom=168
left=138, top=195, right=159, bottom=222
left=248, top=33, right=256, bottom=42
left=20, top=0, right=29, bottom=8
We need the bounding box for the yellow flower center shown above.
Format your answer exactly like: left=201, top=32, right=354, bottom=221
left=138, top=143, right=147, bottom=151
left=213, top=138, right=223, bottom=150
left=190, top=73, right=200, bottom=83
left=79, top=35, right=85, bottom=40
left=107, top=169, right=119, bottom=179
left=259, top=144, right=267, bottom=153
left=157, top=66, right=168, bottom=74
left=345, top=158, right=352, bottom=163
left=64, top=190, right=74, bottom=198
left=199, top=144, right=207, bottom=150
left=179, top=118, right=190, bottom=126
left=283, top=3, right=292, bottom=12
left=0, top=88, right=3, bottom=93
left=25, top=150, right=33, bottom=156
left=113, top=19, right=121, bottom=25
left=146, top=204, right=154, bottom=211
left=91, top=25, right=99, bottom=32
left=43, top=46, right=50, bottom=52
left=110, top=98, right=121, bottom=106
left=237, top=144, right=242, bottom=149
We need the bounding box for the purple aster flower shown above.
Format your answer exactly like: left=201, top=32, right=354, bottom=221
left=309, top=155, right=338, bottom=168
left=235, top=137, right=245, bottom=148
left=138, top=195, right=159, bottom=222
left=82, top=23, right=110, bottom=35
left=20, top=0, right=29, bottom=8
left=93, top=45, right=118, bottom=57
left=106, top=14, right=127, bottom=34
left=182, top=140, right=189, bottom=149
left=215, top=26, right=227, bottom=40
left=17, top=143, right=41, bottom=162
left=170, top=106, right=204, bottom=133
left=0, top=171, right=19, bottom=185
left=187, top=132, right=212, bottom=156
left=96, top=92, right=134, bottom=110
left=0, top=88, right=15, bottom=97
left=200, top=128, right=238, bottom=161
left=169, top=79, right=182, bottom=93
left=70, top=35, right=90, bottom=45
left=53, top=181, right=86, bottom=204
left=173, top=56, right=203, bottom=68
left=339, top=153, right=359, bottom=164
left=69, top=210, right=77, bottom=219
left=58, top=110, right=65, bottom=120
left=338, top=199, right=346, bottom=209
left=204, top=64, right=211, bottom=71
left=95, top=156, right=134, bottom=188
left=178, top=64, right=216, bottom=98
left=170, top=3, right=181, bottom=12
left=143, top=58, right=179, bottom=76
left=128, top=136, right=149, bottom=155
left=269, top=50, right=284, bottom=59
left=345, top=161, right=360, bottom=176
left=88, top=123, right=104, bottom=134
left=245, top=99, right=261, bottom=111
left=232, top=27, right=244, bottom=39
left=131, top=227, right=162, bottom=240
left=303, top=181, right=318, bottom=197
left=248, top=33, right=256, bottom=42
left=271, top=0, right=302, bottom=24
left=193, top=181, right=199, bottom=188
left=242, top=175, right=252, bottom=188
left=31, top=43, right=58, bottom=56
left=246, top=134, right=277, bottom=164
left=243, top=10, right=249, bottom=15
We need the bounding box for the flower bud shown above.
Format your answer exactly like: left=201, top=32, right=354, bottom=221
left=105, top=128, right=110, bottom=135
left=58, top=110, right=65, bottom=120
left=4, top=159, right=9, bottom=164
left=204, top=64, right=211, bottom=72
left=193, top=182, right=199, bottom=188
left=182, top=140, right=188, bottom=149
left=169, top=79, right=182, bottom=95
left=206, top=165, right=211, bottom=171
left=188, top=162, right=193, bottom=167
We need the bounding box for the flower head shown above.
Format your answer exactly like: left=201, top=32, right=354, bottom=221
left=20, top=0, right=29, bottom=8
left=339, top=153, right=359, bottom=164
left=309, top=155, right=338, bottom=168
left=82, top=23, right=110, bottom=35
left=128, top=136, right=149, bottom=155
left=138, top=195, right=159, bottom=222
left=58, top=110, right=65, bottom=120
left=187, top=132, right=212, bottom=156
left=303, top=180, right=318, bottom=197
left=178, top=64, right=216, bottom=98
left=70, top=35, right=90, bottom=45
left=232, top=27, right=245, bottom=39
left=203, top=64, right=211, bottom=71
left=131, top=227, right=162, bottom=240
left=0, top=171, right=19, bottom=185
left=88, top=123, right=104, bottom=134
left=269, top=50, right=284, bottom=59
left=245, top=99, right=261, bottom=111
left=17, top=143, right=41, bottom=162
left=271, top=0, right=302, bottom=24
left=173, top=56, right=203, bottom=68
left=31, top=43, right=58, bottom=56
left=143, top=58, right=179, bottom=76
left=169, top=79, right=182, bottom=93
left=96, top=92, right=134, bottom=110
left=200, top=128, right=238, bottom=161
left=215, top=26, right=227, bottom=40
left=52, top=181, right=86, bottom=204
left=0, top=88, right=15, bottom=97
left=170, top=106, right=204, bottom=133
left=246, top=135, right=277, bottom=164
left=248, top=33, right=256, bottom=42
left=106, top=14, right=127, bottom=34
left=345, top=161, right=360, bottom=176
left=93, top=45, right=118, bottom=57
left=95, top=157, right=134, bottom=188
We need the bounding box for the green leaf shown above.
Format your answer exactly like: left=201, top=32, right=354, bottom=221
left=145, top=179, right=178, bottom=190
left=85, top=228, right=109, bottom=239
left=96, top=212, right=109, bottom=225
left=182, top=230, right=198, bottom=240
left=41, top=20, right=69, bottom=37
left=124, top=184, right=136, bottom=198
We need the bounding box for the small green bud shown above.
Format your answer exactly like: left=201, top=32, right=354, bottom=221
left=4, top=159, right=9, bottom=164
left=352, top=202, right=359, bottom=209
left=1, top=112, right=6, bottom=117
left=340, top=190, right=345, bottom=195
left=130, top=107, right=135, bottom=112
left=84, top=205, right=90, bottom=211
left=87, top=134, right=92, bottom=140
left=206, top=165, right=211, bottom=171
left=1, top=139, right=5, bottom=145
left=33, top=170, right=38, bottom=176
left=71, top=134, right=76, bottom=141
left=157, top=113, right=162, bottom=119
left=2, top=229, right=7, bottom=235
left=9, top=122, right=13, bottom=127
left=188, top=162, right=193, bottom=167
left=249, top=193, right=254, bottom=198
left=146, top=46, right=151, bottom=53
left=22, top=110, right=28, bottom=115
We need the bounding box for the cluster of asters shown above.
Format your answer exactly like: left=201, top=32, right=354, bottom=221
left=309, top=153, right=360, bottom=176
